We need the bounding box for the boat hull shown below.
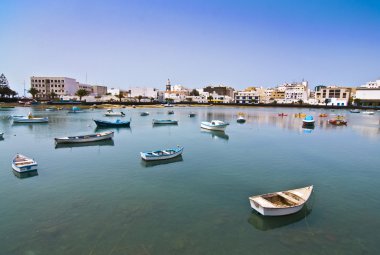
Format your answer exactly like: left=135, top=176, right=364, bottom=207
left=152, top=120, right=178, bottom=125
left=104, top=113, right=125, bottom=117
left=94, top=120, right=130, bottom=127
left=0, top=132, right=3, bottom=139
left=55, top=132, right=114, bottom=144
left=250, top=201, right=305, bottom=216
left=13, top=117, right=48, bottom=123
left=141, top=147, right=184, bottom=161
left=201, top=122, right=228, bottom=131
left=12, top=163, right=38, bottom=173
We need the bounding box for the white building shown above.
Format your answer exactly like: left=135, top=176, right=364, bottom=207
left=355, top=88, right=380, bottom=106
left=30, top=76, right=78, bottom=99
left=283, top=81, right=309, bottom=103
left=361, top=79, right=380, bottom=89
left=128, top=87, right=159, bottom=100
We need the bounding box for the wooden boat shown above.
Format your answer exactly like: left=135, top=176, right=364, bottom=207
left=319, top=113, right=328, bottom=117
left=249, top=185, right=313, bottom=216
left=140, top=112, right=149, bottom=116
left=201, top=120, right=229, bottom=131
left=362, top=111, right=375, bottom=115
left=350, top=109, right=360, bottom=113
left=302, top=115, right=315, bottom=127
left=45, top=107, right=58, bottom=111
left=104, top=109, right=125, bottom=117
left=294, top=113, right=306, bottom=118
left=12, top=154, right=38, bottom=173
left=189, top=113, right=196, bottom=117
left=168, top=110, right=174, bottom=115
left=152, top=119, right=178, bottom=125
left=328, top=116, right=347, bottom=126
left=140, top=146, right=184, bottom=161
left=94, top=119, right=131, bottom=127
left=13, top=113, right=48, bottom=123
left=278, top=113, right=288, bottom=117
left=237, top=116, right=246, bottom=123
left=55, top=131, right=114, bottom=144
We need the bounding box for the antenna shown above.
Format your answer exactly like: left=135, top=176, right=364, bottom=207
left=23, top=80, right=26, bottom=97
left=86, top=72, right=88, bottom=84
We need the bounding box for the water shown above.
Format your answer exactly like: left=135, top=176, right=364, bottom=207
left=1, top=106, right=380, bottom=254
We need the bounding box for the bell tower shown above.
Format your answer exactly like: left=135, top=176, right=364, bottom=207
left=166, top=79, right=171, bottom=91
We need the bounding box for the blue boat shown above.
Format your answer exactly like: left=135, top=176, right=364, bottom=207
left=94, top=119, right=131, bottom=127
left=68, top=106, right=84, bottom=113
left=140, top=146, right=184, bottom=161
left=302, top=115, right=315, bottom=127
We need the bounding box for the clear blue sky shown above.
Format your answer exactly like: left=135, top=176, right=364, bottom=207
left=1, top=0, right=380, bottom=93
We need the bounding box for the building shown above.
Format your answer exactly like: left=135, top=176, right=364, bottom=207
left=92, top=85, right=107, bottom=96
left=361, top=79, right=380, bottom=89
left=30, top=76, right=78, bottom=99
left=355, top=88, right=380, bottom=106
left=283, top=81, right=309, bottom=103
left=78, top=83, right=93, bottom=94
left=234, top=87, right=266, bottom=104
left=314, top=86, right=352, bottom=106
left=128, top=87, right=160, bottom=100
left=203, top=85, right=234, bottom=98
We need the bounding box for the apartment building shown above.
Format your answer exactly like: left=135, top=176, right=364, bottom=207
left=314, top=86, right=352, bottom=106
left=30, top=76, right=78, bottom=99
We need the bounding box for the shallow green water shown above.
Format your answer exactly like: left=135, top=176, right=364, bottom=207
left=1, top=106, right=380, bottom=255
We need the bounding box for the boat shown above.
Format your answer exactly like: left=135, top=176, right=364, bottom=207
left=68, top=106, right=84, bottom=113
left=12, top=154, right=38, bottom=173
left=237, top=116, right=246, bottom=123
left=319, top=113, right=328, bottom=117
left=294, top=113, right=306, bottom=118
left=201, top=120, right=229, bottom=131
left=278, top=113, right=288, bottom=117
left=0, top=106, right=15, bottom=111
left=164, top=104, right=174, bottom=107
left=362, top=111, right=375, bottom=115
left=302, top=115, right=315, bottom=127
left=168, top=110, right=174, bottom=115
left=328, top=115, right=347, bottom=126
left=152, top=119, right=178, bottom=125
left=94, top=119, right=131, bottom=127
left=248, top=185, right=313, bottom=216
left=104, top=109, right=126, bottom=117
left=0, top=132, right=3, bottom=139
left=189, top=113, right=196, bottom=117
left=45, top=107, right=58, bottom=111
left=55, top=139, right=115, bottom=149
left=140, top=112, right=149, bottom=116
left=350, top=109, right=360, bottom=113
left=140, top=146, right=184, bottom=161
left=55, top=131, right=114, bottom=144
left=13, top=113, right=48, bottom=123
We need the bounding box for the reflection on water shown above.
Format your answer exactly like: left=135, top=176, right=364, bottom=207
left=95, top=126, right=132, bottom=133
left=200, top=129, right=229, bottom=141
left=140, top=155, right=184, bottom=167
left=248, top=205, right=312, bottom=231
left=12, top=170, right=39, bottom=179
left=55, top=139, right=115, bottom=149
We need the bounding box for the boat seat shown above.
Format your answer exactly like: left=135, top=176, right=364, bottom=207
left=250, top=196, right=276, bottom=208
left=152, top=152, right=159, bottom=156
left=162, top=151, right=171, bottom=155
left=277, top=192, right=303, bottom=204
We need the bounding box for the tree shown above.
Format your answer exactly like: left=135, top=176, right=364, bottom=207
left=298, top=99, right=304, bottom=105
left=117, top=91, right=124, bottom=102
left=137, top=95, right=143, bottom=102
left=186, top=97, right=193, bottom=103
left=324, top=98, right=330, bottom=106
left=150, top=97, right=155, bottom=103
left=50, top=91, right=58, bottom=100
left=207, top=96, right=213, bottom=102
left=273, top=100, right=277, bottom=104
left=75, top=89, right=89, bottom=101
left=354, top=98, right=361, bottom=106
left=190, top=89, right=199, bottom=96
left=28, top=88, right=39, bottom=99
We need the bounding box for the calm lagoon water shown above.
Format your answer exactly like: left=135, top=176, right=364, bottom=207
left=1, top=106, right=380, bottom=254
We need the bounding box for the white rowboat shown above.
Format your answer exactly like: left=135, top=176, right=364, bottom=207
left=12, top=154, right=38, bottom=173
left=140, top=146, right=183, bottom=161
left=55, top=131, right=114, bottom=144
left=201, top=120, right=229, bottom=131
left=249, top=185, right=313, bottom=216
left=13, top=116, right=48, bottom=123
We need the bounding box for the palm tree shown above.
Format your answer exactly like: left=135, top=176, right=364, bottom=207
left=207, top=96, right=213, bottom=102
left=354, top=98, right=361, bottom=106
left=137, top=95, right=143, bottom=102
left=190, top=89, right=199, bottom=96
left=298, top=99, right=303, bottom=105
left=324, top=98, right=330, bottom=106
left=75, top=89, right=89, bottom=101
left=28, top=88, right=39, bottom=99
left=117, top=91, right=124, bottom=102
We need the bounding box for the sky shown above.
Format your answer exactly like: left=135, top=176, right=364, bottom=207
left=1, top=0, right=380, bottom=94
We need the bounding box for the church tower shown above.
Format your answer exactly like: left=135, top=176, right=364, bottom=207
left=166, top=79, right=171, bottom=91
